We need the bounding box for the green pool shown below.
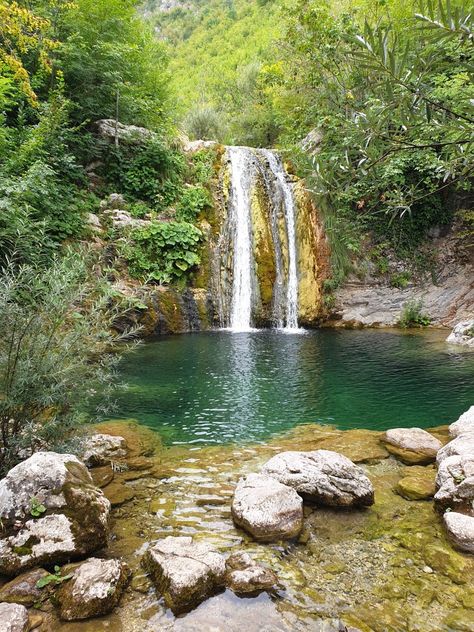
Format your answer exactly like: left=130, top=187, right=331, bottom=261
left=111, top=329, right=474, bottom=445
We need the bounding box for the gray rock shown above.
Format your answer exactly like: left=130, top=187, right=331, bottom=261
left=142, top=536, right=226, bottom=614
left=449, top=406, right=474, bottom=438
left=81, top=434, right=127, bottom=467
left=183, top=139, right=217, bottom=153
left=261, top=450, right=374, bottom=507
left=102, top=209, right=150, bottom=230
left=444, top=512, right=474, bottom=553
left=0, top=452, right=110, bottom=576
left=0, top=568, right=49, bottom=606
left=0, top=603, right=29, bottom=632
left=434, top=454, right=474, bottom=514
left=225, top=551, right=278, bottom=594
left=56, top=557, right=130, bottom=621
left=437, top=434, right=474, bottom=464
left=95, top=120, right=154, bottom=145
left=447, top=320, right=474, bottom=348
left=382, top=427, right=442, bottom=464
left=231, top=473, right=303, bottom=541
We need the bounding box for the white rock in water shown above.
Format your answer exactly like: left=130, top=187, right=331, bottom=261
left=0, top=452, right=110, bottom=576
left=261, top=450, right=374, bottom=507
left=0, top=602, right=29, bottom=632
left=225, top=551, right=278, bottom=594
left=446, top=320, right=474, bottom=348
left=382, top=428, right=442, bottom=464
left=437, top=434, right=474, bottom=464
left=444, top=512, right=474, bottom=553
left=56, top=557, right=130, bottom=621
left=81, top=434, right=127, bottom=467
left=142, top=536, right=226, bottom=614
left=449, top=406, right=474, bottom=438
left=434, top=454, right=474, bottom=514
left=231, top=473, right=303, bottom=541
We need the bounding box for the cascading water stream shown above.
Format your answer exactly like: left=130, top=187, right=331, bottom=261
left=261, top=150, right=300, bottom=331
left=224, top=146, right=302, bottom=333
left=228, top=147, right=255, bottom=332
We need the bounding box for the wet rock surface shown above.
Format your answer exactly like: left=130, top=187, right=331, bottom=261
left=231, top=473, right=304, bottom=541
left=142, top=536, right=226, bottom=613
left=0, top=452, right=110, bottom=575
left=395, top=466, right=436, bottom=500
left=261, top=450, right=374, bottom=507
left=0, top=602, right=29, bottom=632
left=56, top=557, right=130, bottom=621
left=381, top=427, right=442, bottom=464
left=0, top=568, right=48, bottom=606
left=225, top=551, right=278, bottom=594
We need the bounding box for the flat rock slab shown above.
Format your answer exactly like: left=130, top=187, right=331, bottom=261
left=315, top=429, right=389, bottom=464
left=444, top=512, right=474, bottom=554
left=434, top=454, right=474, bottom=514
left=0, top=567, right=49, bottom=606
left=0, top=602, right=29, bottom=632
left=261, top=450, right=374, bottom=507
left=449, top=406, right=474, bottom=438
left=231, top=473, right=303, bottom=541
left=142, top=536, right=226, bottom=614
left=0, top=452, right=110, bottom=576
left=225, top=551, right=278, bottom=595
left=381, top=428, right=442, bottom=464
left=56, top=557, right=130, bottom=621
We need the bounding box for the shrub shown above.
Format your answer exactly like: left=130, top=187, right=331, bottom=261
left=122, top=220, right=202, bottom=284
left=390, top=272, right=411, bottom=289
left=184, top=105, right=225, bottom=141
left=0, top=249, right=137, bottom=474
left=176, top=185, right=211, bottom=222
left=398, top=300, right=431, bottom=329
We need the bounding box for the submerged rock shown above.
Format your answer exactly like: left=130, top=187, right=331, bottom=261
left=381, top=427, right=442, bottom=464
left=0, top=603, right=29, bottom=632
left=81, top=434, right=127, bottom=467
left=261, top=450, right=374, bottom=507
left=396, top=469, right=436, bottom=500
left=447, top=320, right=474, bottom=348
left=142, top=536, right=226, bottom=614
left=0, top=568, right=49, bottom=606
left=449, top=406, right=474, bottom=437
left=434, top=454, right=474, bottom=514
left=225, top=551, right=278, bottom=595
left=437, top=434, right=474, bottom=464
left=56, top=557, right=130, bottom=621
left=231, top=473, right=304, bottom=541
left=0, top=452, right=110, bottom=576
left=444, top=512, right=474, bottom=554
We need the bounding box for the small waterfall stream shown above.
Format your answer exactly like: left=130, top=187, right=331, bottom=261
left=225, top=146, right=301, bottom=332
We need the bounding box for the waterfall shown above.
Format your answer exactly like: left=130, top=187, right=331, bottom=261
left=228, top=147, right=255, bottom=332
left=224, top=146, right=301, bottom=332
left=261, top=150, right=300, bottom=331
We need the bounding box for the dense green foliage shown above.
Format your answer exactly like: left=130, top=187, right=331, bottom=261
left=0, top=251, right=136, bottom=475
left=121, top=220, right=202, bottom=284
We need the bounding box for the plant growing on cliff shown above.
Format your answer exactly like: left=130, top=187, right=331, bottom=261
left=122, top=220, right=202, bottom=285
left=0, top=249, right=137, bottom=475
left=398, top=299, right=431, bottom=328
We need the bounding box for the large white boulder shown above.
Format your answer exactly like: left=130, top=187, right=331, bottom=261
left=0, top=452, right=110, bottom=576
left=261, top=450, right=374, bottom=507
left=446, top=320, right=474, bottom=348
left=142, top=536, right=226, bottom=614
left=437, top=434, right=474, bottom=464
left=434, top=454, right=474, bottom=514
left=231, top=473, right=303, bottom=541
left=444, top=512, right=474, bottom=554
left=81, top=434, right=127, bottom=467
left=0, top=603, right=29, bottom=632
left=449, top=406, right=474, bottom=438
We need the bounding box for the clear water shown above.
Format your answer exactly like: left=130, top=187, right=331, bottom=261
left=112, top=329, right=474, bottom=446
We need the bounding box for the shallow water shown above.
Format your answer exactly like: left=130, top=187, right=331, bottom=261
left=112, top=329, right=474, bottom=445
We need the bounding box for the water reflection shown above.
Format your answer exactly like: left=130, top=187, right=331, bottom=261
left=110, top=329, right=474, bottom=445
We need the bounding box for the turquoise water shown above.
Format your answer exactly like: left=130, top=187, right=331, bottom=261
left=112, top=329, right=474, bottom=445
